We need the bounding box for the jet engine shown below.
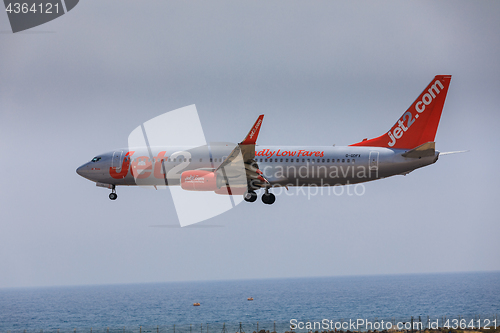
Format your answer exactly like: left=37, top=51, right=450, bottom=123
left=180, top=170, right=225, bottom=191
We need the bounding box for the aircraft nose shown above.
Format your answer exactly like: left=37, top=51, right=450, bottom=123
left=76, top=163, right=88, bottom=177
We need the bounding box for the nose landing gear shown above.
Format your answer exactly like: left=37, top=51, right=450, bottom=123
left=109, top=185, right=117, bottom=200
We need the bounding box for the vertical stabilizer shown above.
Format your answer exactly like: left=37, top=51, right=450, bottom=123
left=350, top=75, right=451, bottom=149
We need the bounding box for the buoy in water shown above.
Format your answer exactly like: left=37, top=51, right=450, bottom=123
left=193, top=302, right=200, bottom=306
left=247, top=297, right=253, bottom=301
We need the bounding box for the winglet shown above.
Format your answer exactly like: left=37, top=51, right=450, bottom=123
left=240, top=115, right=264, bottom=145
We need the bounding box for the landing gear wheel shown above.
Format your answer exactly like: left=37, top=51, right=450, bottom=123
left=108, top=185, right=117, bottom=200
left=262, top=192, right=275, bottom=205
left=244, top=191, right=258, bottom=203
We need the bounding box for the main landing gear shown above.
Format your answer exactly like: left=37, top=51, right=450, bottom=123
left=244, top=191, right=258, bottom=202
left=244, top=188, right=275, bottom=205
left=261, top=189, right=275, bottom=205
left=109, top=185, right=117, bottom=200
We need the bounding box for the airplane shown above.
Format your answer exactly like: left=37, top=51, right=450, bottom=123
left=77, top=75, right=460, bottom=205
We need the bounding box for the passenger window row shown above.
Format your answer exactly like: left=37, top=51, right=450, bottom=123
left=255, top=158, right=355, bottom=163
left=121, top=156, right=356, bottom=164
left=125, top=157, right=230, bottom=163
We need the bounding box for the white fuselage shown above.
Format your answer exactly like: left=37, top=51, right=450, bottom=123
left=76, top=144, right=439, bottom=188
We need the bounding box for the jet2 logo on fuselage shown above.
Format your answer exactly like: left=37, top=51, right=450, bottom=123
left=387, top=80, right=444, bottom=147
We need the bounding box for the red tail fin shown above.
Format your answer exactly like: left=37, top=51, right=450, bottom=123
left=350, top=75, right=452, bottom=149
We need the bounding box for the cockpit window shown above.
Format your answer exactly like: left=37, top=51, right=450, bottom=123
left=91, top=157, right=101, bottom=162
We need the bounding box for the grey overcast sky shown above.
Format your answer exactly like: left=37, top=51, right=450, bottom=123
left=1, top=1, right=499, bottom=289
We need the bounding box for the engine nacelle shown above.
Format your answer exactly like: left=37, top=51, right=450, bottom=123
left=214, top=186, right=247, bottom=195
left=180, top=170, right=223, bottom=191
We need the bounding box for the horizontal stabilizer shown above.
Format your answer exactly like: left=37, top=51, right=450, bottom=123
left=439, top=150, right=470, bottom=155
left=401, top=142, right=435, bottom=158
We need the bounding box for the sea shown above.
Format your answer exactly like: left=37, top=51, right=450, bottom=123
left=0, top=272, right=499, bottom=333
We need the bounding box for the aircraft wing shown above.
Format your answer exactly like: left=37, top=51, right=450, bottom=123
left=216, top=115, right=269, bottom=188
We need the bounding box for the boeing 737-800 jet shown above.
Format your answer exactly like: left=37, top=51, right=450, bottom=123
left=77, top=75, right=453, bottom=205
